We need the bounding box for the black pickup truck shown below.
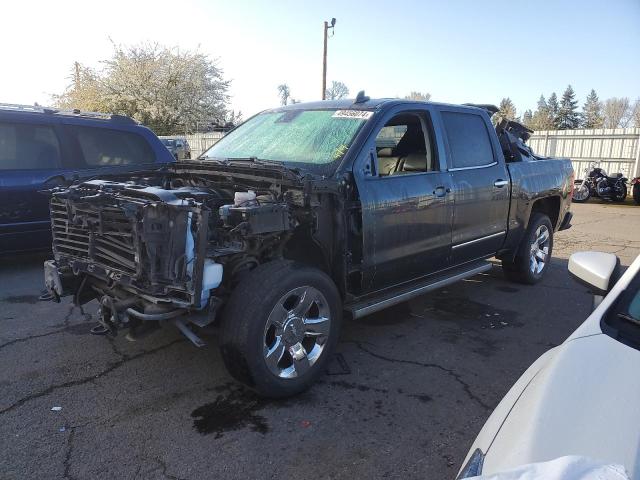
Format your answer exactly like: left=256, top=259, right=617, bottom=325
left=44, top=95, right=574, bottom=397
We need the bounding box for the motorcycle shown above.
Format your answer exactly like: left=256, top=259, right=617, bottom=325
left=572, top=163, right=628, bottom=203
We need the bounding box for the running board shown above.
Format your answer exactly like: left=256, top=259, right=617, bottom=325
left=347, top=262, right=492, bottom=319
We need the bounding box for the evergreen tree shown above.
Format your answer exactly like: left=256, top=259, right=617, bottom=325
left=530, top=95, right=554, bottom=131
left=497, top=97, right=517, bottom=120
left=582, top=89, right=603, bottom=128
left=556, top=85, right=581, bottom=129
left=522, top=109, right=533, bottom=127
left=547, top=92, right=560, bottom=128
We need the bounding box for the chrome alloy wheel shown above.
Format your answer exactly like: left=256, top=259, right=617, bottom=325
left=573, top=183, right=590, bottom=201
left=530, top=225, right=550, bottom=275
left=263, top=286, right=331, bottom=379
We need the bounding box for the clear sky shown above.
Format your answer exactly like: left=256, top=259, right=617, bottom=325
left=2, top=0, right=639, bottom=118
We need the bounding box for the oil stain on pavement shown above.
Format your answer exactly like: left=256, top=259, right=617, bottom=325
left=191, top=385, right=270, bottom=438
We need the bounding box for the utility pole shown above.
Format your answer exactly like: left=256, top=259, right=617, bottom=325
left=74, top=61, right=81, bottom=89
left=321, top=18, right=336, bottom=100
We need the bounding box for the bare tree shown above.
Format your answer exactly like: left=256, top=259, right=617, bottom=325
left=325, top=81, right=349, bottom=100
left=404, top=91, right=431, bottom=101
left=277, top=84, right=291, bottom=106
left=53, top=42, right=230, bottom=135
left=224, top=110, right=243, bottom=127
left=52, top=62, right=109, bottom=113
left=632, top=98, right=640, bottom=128
left=603, top=97, right=631, bottom=128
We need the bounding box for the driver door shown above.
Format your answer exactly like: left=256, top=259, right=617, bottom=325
left=353, top=107, right=453, bottom=292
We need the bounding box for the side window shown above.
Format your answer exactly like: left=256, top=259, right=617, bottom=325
left=67, top=126, right=155, bottom=166
left=0, top=122, right=61, bottom=170
left=441, top=112, right=495, bottom=169
left=374, top=113, right=437, bottom=176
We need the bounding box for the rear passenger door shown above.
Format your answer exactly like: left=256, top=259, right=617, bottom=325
left=0, top=120, right=64, bottom=252
left=438, top=109, right=510, bottom=264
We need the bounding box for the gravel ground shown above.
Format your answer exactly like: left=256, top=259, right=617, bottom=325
left=1, top=201, right=639, bottom=480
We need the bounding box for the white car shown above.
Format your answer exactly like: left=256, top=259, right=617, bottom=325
left=458, top=251, right=640, bottom=479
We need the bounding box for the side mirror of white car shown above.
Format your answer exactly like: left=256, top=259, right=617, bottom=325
left=569, top=251, right=620, bottom=308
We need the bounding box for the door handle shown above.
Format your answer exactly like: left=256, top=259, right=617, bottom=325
left=494, top=179, right=509, bottom=188
left=433, top=186, right=450, bottom=197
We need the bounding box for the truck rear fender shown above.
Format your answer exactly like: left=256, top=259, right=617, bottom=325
left=529, top=196, right=561, bottom=230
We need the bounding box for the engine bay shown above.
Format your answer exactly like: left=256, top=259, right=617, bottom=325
left=47, top=170, right=304, bottom=323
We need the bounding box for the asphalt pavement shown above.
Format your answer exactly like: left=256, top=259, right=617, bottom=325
left=1, top=201, right=639, bottom=479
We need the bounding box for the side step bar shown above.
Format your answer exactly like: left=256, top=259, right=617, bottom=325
left=347, top=262, right=492, bottom=319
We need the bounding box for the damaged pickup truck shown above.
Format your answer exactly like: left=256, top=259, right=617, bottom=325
left=44, top=95, right=574, bottom=397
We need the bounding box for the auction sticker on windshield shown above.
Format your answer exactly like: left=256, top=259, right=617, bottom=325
left=332, top=110, right=373, bottom=120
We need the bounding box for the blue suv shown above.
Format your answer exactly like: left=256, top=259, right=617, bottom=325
left=0, top=104, right=174, bottom=253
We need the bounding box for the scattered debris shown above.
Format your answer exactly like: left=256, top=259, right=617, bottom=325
left=326, top=353, right=351, bottom=375
left=51, top=406, right=62, bottom=411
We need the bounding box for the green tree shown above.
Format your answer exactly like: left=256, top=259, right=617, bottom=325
left=529, top=95, right=554, bottom=131
left=581, top=89, right=603, bottom=128
left=325, top=81, right=349, bottom=100
left=547, top=92, right=560, bottom=128
left=522, top=109, right=533, bottom=127
left=53, top=43, right=230, bottom=135
left=556, top=85, right=581, bottom=130
left=497, top=97, right=517, bottom=120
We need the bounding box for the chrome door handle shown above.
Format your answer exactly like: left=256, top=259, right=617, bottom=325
left=494, top=179, right=508, bottom=188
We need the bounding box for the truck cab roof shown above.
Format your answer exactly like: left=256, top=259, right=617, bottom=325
left=270, top=97, right=494, bottom=115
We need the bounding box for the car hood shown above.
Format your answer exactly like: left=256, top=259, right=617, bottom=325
left=479, top=332, right=640, bottom=477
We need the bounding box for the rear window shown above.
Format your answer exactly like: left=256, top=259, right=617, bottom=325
left=0, top=122, right=61, bottom=170
left=68, top=126, right=155, bottom=166
left=441, top=112, right=495, bottom=169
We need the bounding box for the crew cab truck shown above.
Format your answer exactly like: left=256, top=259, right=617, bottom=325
left=44, top=94, right=574, bottom=397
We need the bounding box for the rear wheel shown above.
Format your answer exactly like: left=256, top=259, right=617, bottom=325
left=220, top=260, right=342, bottom=398
left=572, top=180, right=590, bottom=203
left=502, top=213, right=553, bottom=285
left=633, top=183, right=640, bottom=205
left=613, top=184, right=627, bottom=202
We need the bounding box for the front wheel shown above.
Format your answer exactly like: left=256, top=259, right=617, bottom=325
left=220, top=260, right=342, bottom=398
left=613, top=184, right=627, bottom=202
left=572, top=180, right=591, bottom=203
left=633, top=183, right=640, bottom=205
left=502, top=212, right=554, bottom=285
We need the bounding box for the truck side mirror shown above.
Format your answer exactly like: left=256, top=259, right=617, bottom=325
left=569, top=251, right=620, bottom=308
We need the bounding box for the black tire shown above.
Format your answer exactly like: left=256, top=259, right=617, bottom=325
left=633, top=183, right=640, bottom=205
left=502, top=212, right=554, bottom=285
left=572, top=180, right=590, bottom=203
left=613, top=183, right=627, bottom=202
left=219, top=260, right=342, bottom=398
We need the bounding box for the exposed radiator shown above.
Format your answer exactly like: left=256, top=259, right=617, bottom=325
left=50, top=197, right=138, bottom=276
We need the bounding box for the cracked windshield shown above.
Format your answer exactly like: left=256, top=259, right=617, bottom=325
left=202, top=109, right=368, bottom=164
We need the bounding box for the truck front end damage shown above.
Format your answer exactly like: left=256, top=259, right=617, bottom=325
left=44, top=168, right=308, bottom=344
